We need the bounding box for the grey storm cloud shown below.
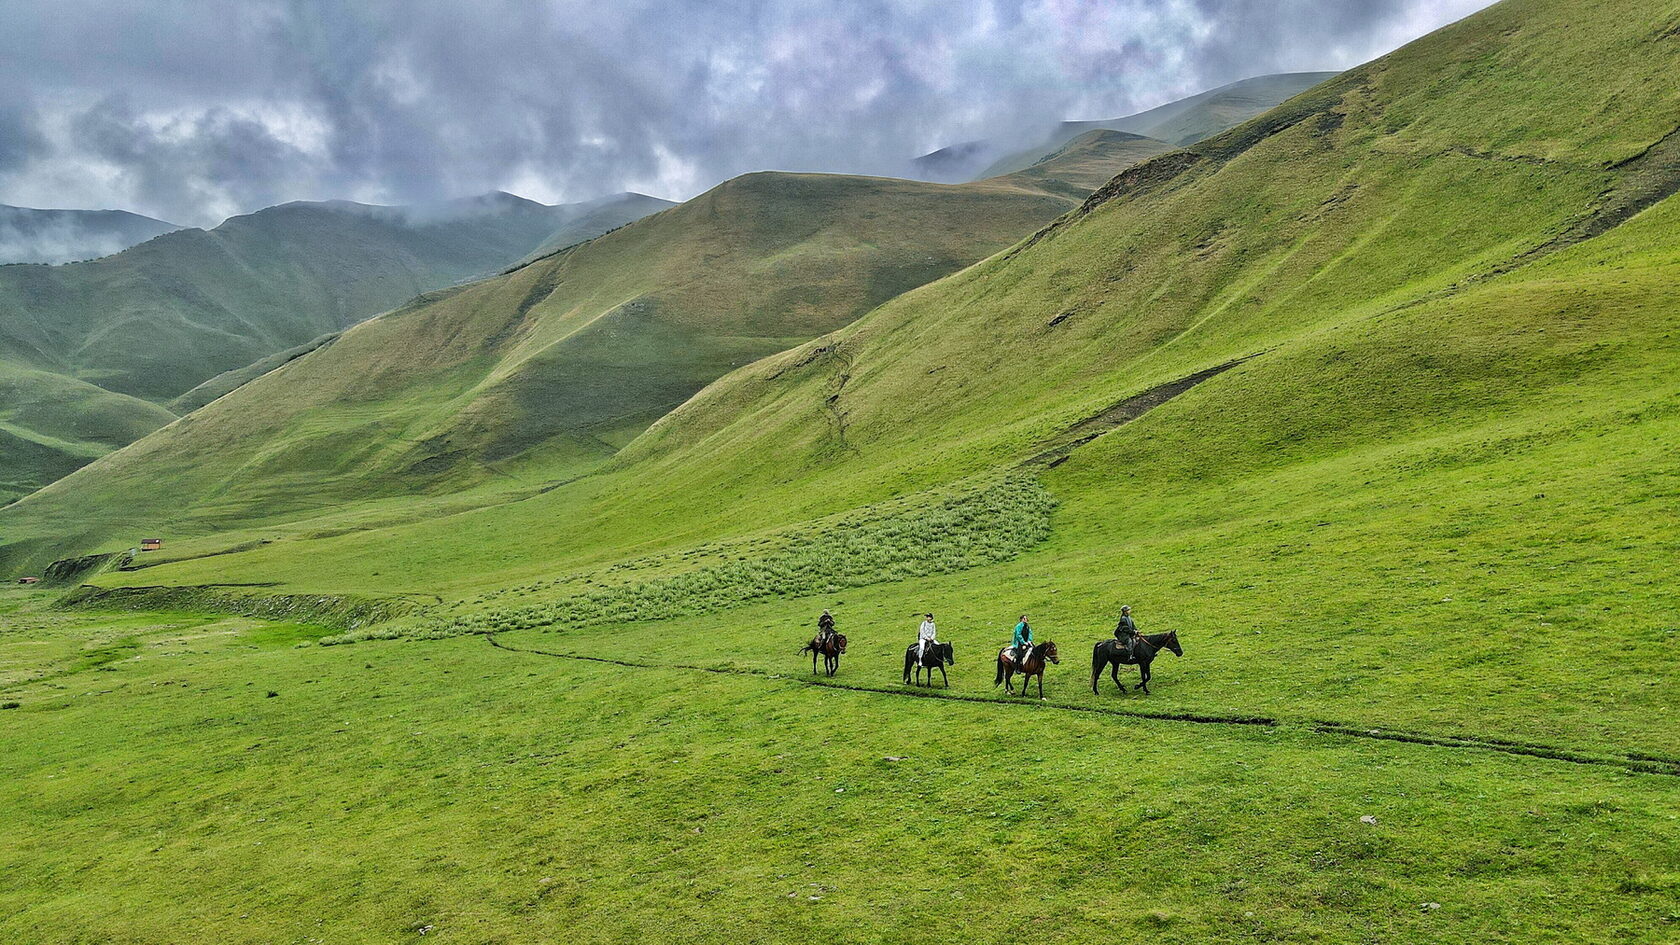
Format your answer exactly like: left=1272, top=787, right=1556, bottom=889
left=0, top=0, right=1494, bottom=226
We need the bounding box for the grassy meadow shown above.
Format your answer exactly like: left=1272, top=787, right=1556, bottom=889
left=3, top=586, right=1677, bottom=944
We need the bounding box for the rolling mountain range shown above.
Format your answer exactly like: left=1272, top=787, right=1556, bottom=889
left=16, top=0, right=1671, bottom=643
left=0, top=130, right=1178, bottom=556
left=0, top=191, right=670, bottom=502
left=0, top=72, right=1332, bottom=511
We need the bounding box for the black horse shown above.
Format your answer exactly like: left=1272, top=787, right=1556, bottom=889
left=1091, top=630, right=1182, bottom=694
left=800, top=632, right=847, bottom=676
left=904, top=641, right=954, bottom=687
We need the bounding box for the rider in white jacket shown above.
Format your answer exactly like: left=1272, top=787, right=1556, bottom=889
left=916, top=614, right=937, bottom=663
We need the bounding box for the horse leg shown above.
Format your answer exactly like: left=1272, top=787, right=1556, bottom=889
left=1138, top=659, right=1151, bottom=694
left=1111, top=661, right=1124, bottom=693
left=1037, top=672, right=1044, bottom=700
left=939, top=665, right=948, bottom=688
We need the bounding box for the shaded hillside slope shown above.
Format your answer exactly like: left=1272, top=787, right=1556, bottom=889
left=0, top=136, right=1170, bottom=557
left=517, top=193, right=676, bottom=263
left=0, top=191, right=666, bottom=501
left=54, top=0, right=1680, bottom=754
left=997, top=130, right=1175, bottom=197
left=0, top=205, right=182, bottom=265
left=0, top=363, right=175, bottom=504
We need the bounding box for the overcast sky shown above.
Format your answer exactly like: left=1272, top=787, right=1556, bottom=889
left=0, top=0, right=1493, bottom=227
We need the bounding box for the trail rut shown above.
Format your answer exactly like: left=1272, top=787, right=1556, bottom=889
left=485, top=632, right=1680, bottom=778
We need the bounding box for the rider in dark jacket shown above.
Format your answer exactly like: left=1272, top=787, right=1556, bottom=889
left=1114, top=605, right=1139, bottom=655
left=817, top=609, right=836, bottom=646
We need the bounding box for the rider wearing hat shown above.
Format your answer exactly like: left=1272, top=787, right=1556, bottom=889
left=1114, top=605, right=1139, bottom=655
left=916, top=613, right=937, bottom=664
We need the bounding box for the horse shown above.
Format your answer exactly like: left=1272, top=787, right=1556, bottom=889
left=1091, top=630, right=1182, bottom=694
left=903, top=641, right=955, bottom=687
left=995, top=640, right=1060, bottom=698
left=800, top=632, right=847, bottom=676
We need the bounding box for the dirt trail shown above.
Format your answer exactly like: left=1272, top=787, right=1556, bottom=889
left=1022, top=356, right=1252, bottom=468
left=485, top=632, right=1680, bottom=778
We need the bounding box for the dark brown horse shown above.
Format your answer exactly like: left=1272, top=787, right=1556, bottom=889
left=995, top=640, right=1059, bottom=698
left=904, top=641, right=954, bottom=687
left=801, top=633, right=848, bottom=676
left=1091, top=631, right=1182, bottom=694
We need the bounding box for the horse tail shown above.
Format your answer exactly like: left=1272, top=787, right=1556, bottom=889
left=994, top=652, right=1005, bottom=686
left=1092, top=645, right=1104, bottom=693
left=903, top=649, right=913, bottom=684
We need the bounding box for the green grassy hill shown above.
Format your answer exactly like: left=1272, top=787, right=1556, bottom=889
left=0, top=204, right=183, bottom=265
left=4, top=0, right=1680, bottom=939
left=0, top=137, right=1170, bottom=564
left=0, top=191, right=668, bottom=502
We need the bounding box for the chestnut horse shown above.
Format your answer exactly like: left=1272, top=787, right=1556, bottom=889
left=800, top=633, right=848, bottom=676
left=995, top=641, right=1060, bottom=698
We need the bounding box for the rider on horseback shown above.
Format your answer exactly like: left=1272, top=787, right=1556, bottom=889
left=916, top=613, right=937, bottom=664
left=1010, top=615, right=1033, bottom=665
left=817, top=609, right=836, bottom=646
left=1113, top=605, right=1138, bottom=656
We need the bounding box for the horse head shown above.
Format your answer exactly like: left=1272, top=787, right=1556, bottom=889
left=1163, top=631, right=1183, bottom=657
left=835, top=633, right=848, bottom=654
left=939, top=642, right=955, bottom=665
left=1039, top=640, right=1060, bottom=664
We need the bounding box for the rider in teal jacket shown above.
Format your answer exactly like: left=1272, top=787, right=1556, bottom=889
left=1011, top=615, right=1033, bottom=664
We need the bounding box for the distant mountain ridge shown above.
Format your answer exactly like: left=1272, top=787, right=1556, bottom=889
left=910, top=71, right=1339, bottom=183
left=0, top=190, right=670, bottom=502
left=0, top=205, right=183, bottom=265
left=0, top=135, right=1176, bottom=553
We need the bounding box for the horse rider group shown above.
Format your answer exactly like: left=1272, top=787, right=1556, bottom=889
left=814, top=605, right=1149, bottom=665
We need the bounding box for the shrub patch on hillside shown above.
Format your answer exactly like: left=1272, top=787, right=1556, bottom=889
left=325, top=475, right=1055, bottom=644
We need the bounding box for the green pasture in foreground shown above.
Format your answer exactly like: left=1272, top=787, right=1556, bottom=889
left=1, top=588, right=1676, bottom=944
